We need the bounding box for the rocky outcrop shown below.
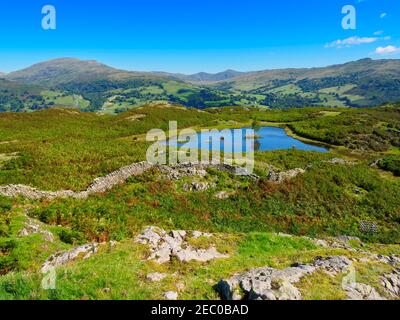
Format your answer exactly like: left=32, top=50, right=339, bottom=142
left=217, top=264, right=315, bottom=300
left=214, top=191, right=233, bottom=200
left=313, top=255, right=352, bottom=275
left=164, top=291, right=178, bottom=300
left=345, top=283, right=385, bottom=300
left=146, top=272, right=167, bottom=282
left=41, top=243, right=99, bottom=273
left=160, top=162, right=257, bottom=179
left=158, top=164, right=208, bottom=180
left=135, top=226, right=228, bottom=264
left=40, top=241, right=115, bottom=273
left=267, top=168, right=306, bottom=183
left=217, top=256, right=352, bottom=300
left=381, top=269, right=400, bottom=297
left=19, top=218, right=54, bottom=242
left=326, top=158, right=354, bottom=165
left=307, top=234, right=400, bottom=268
left=183, top=181, right=213, bottom=192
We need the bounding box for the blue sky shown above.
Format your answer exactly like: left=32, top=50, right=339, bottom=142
left=0, top=0, right=399, bottom=73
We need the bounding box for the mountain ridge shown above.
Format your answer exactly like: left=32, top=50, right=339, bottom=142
left=2, top=57, right=400, bottom=112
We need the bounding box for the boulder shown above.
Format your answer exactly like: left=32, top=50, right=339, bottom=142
left=381, top=268, right=400, bottom=297
left=267, top=168, right=305, bottom=183
left=215, top=191, right=232, bottom=200
left=164, top=291, right=178, bottom=300
left=41, top=243, right=99, bottom=273
left=313, top=256, right=352, bottom=275
left=146, top=272, right=167, bottom=282
left=217, top=264, right=315, bottom=300
left=216, top=256, right=353, bottom=301
left=183, top=181, right=211, bottom=192
left=135, top=226, right=228, bottom=264
left=345, top=283, right=385, bottom=300
left=18, top=218, right=54, bottom=242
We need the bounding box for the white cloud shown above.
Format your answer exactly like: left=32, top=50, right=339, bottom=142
left=325, top=36, right=378, bottom=48
left=375, top=45, right=400, bottom=55
left=380, top=13, right=387, bottom=18
left=373, top=30, right=384, bottom=35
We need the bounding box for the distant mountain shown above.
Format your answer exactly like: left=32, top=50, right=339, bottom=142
left=165, top=69, right=248, bottom=83
left=2, top=57, right=400, bottom=112
left=217, top=58, right=400, bottom=107
left=4, top=58, right=191, bottom=112
left=5, top=58, right=169, bottom=86
left=228, top=58, right=400, bottom=85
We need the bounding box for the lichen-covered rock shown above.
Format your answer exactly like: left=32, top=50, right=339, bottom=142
left=183, top=181, right=211, bottom=192
left=313, top=256, right=352, bottom=275
left=146, top=272, right=167, bottom=282
left=215, top=191, right=233, bottom=199
left=18, top=218, right=54, bottom=242
left=217, top=264, right=315, bottom=300
left=267, top=168, right=305, bottom=183
left=164, top=291, right=178, bottom=300
left=217, top=256, right=354, bottom=301
left=345, top=283, right=385, bottom=300
left=159, top=163, right=208, bottom=180
left=41, top=243, right=99, bottom=273
left=381, top=268, right=400, bottom=297
left=135, top=226, right=228, bottom=264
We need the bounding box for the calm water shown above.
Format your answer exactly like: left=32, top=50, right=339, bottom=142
left=167, top=126, right=328, bottom=153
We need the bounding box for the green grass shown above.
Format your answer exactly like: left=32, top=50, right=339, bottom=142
left=0, top=231, right=355, bottom=300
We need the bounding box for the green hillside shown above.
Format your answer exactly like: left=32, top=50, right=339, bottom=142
left=0, top=103, right=399, bottom=300
left=2, top=58, right=400, bottom=113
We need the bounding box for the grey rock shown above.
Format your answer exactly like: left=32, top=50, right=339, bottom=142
left=175, top=246, right=228, bottom=263
left=135, top=226, right=228, bottom=264
left=313, top=256, right=352, bottom=275
left=183, top=181, right=211, bottom=192
left=345, top=283, right=385, bottom=300
left=381, top=268, right=400, bottom=297
left=217, top=263, right=315, bottom=301
left=164, top=291, right=178, bottom=300
left=135, top=226, right=165, bottom=247
left=146, top=272, right=167, bottom=282
left=217, top=256, right=354, bottom=301
left=267, top=168, right=305, bottom=183
left=215, top=191, right=232, bottom=200
left=18, top=218, right=54, bottom=242
left=327, top=158, right=354, bottom=165
left=192, top=230, right=212, bottom=239
left=41, top=243, right=99, bottom=273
